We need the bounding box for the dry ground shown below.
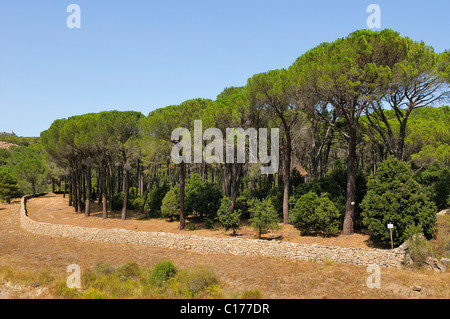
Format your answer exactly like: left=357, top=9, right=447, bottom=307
left=0, top=195, right=449, bottom=299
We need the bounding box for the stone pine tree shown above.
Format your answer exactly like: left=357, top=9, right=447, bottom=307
left=290, top=29, right=415, bottom=235
left=0, top=167, right=20, bottom=204
left=246, top=69, right=299, bottom=224
left=143, top=99, right=211, bottom=229
left=363, top=40, right=449, bottom=161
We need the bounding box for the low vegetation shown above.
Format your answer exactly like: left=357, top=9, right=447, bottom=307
left=56, top=261, right=225, bottom=299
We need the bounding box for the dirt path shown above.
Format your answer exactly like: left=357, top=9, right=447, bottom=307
left=1, top=199, right=449, bottom=299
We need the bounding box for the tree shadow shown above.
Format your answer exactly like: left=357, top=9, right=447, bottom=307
left=363, top=237, right=390, bottom=249
left=258, top=235, right=283, bottom=241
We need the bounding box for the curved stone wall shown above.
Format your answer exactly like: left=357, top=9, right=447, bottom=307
left=20, top=195, right=406, bottom=268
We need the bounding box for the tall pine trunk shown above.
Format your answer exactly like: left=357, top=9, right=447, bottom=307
left=342, top=128, right=357, bottom=235
left=179, top=162, right=186, bottom=230
left=282, top=130, right=292, bottom=224
left=85, top=162, right=91, bottom=217
left=102, top=162, right=108, bottom=219
left=121, top=166, right=130, bottom=221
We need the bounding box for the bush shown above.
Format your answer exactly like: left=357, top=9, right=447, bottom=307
left=170, top=266, right=218, bottom=298
left=161, top=174, right=222, bottom=225
left=195, top=181, right=223, bottom=222
left=415, top=161, right=450, bottom=210
left=249, top=198, right=280, bottom=238
left=82, top=287, right=110, bottom=299
left=0, top=167, right=21, bottom=204
left=115, top=262, right=141, bottom=281
left=405, top=234, right=434, bottom=269
left=161, top=185, right=180, bottom=221
left=111, top=192, right=125, bottom=211
left=361, top=157, right=437, bottom=247
left=289, top=191, right=340, bottom=236
left=146, top=184, right=170, bottom=218
left=217, top=196, right=241, bottom=235
left=185, top=174, right=222, bottom=223
left=235, top=188, right=251, bottom=219
left=148, top=261, right=177, bottom=287
left=241, top=289, right=262, bottom=299
left=291, top=159, right=367, bottom=227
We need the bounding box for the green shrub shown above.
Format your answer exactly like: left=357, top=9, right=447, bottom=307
left=415, top=161, right=450, bottom=210
left=289, top=191, right=340, bottom=236
left=249, top=198, right=280, bottom=238
left=204, top=217, right=215, bottom=229
left=291, top=159, right=367, bottom=226
left=361, top=157, right=437, bottom=247
left=405, top=234, right=434, bottom=269
left=217, top=196, right=241, bottom=235
left=235, top=192, right=251, bottom=219
left=146, top=184, right=170, bottom=218
left=161, top=175, right=222, bottom=225
left=82, top=287, right=110, bottom=299
left=241, top=289, right=262, bottom=299
left=186, top=174, right=222, bottom=222
left=111, top=192, right=125, bottom=211
left=161, top=185, right=180, bottom=221
left=148, top=261, right=177, bottom=287
left=171, top=266, right=218, bottom=298
left=0, top=167, right=21, bottom=204
left=92, top=262, right=115, bottom=276
left=115, top=262, right=141, bottom=281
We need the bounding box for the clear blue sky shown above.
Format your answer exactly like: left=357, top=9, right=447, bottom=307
left=0, top=0, right=449, bottom=137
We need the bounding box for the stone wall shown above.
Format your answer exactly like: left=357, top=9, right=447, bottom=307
left=20, top=195, right=406, bottom=268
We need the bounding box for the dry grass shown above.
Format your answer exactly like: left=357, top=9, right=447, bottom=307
left=0, top=198, right=449, bottom=299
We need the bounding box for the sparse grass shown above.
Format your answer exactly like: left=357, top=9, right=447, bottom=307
left=405, top=215, right=450, bottom=269
left=241, top=289, right=262, bottom=299
left=0, top=265, right=54, bottom=286
left=53, top=261, right=224, bottom=299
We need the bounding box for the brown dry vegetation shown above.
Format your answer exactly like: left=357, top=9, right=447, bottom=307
left=0, top=195, right=449, bottom=299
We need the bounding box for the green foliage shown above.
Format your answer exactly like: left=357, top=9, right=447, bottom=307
left=217, top=196, right=241, bottom=235
left=111, top=192, right=125, bottom=211
left=186, top=173, right=223, bottom=222
left=292, top=159, right=367, bottom=225
left=55, top=260, right=221, bottom=299
left=170, top=266, right=219, bottom=298
left=115, top=262, right=142, bottom=281
left=266, top=185, right=284, bottom=216
left=161, top=185, right=180, bottom=221
left=14, top=157, right=46, bottom=195
left=248, top=198, right=281, bottom=238
left=415, top=161, right=450, bottom=210
left=405, top=234, right=435, bottom=269
left=147, top=261, right=177, bottom=287
left=404, top=106, right=450, bottom=160
left=361, top=157, right=437, bottom=247
left=0, top=148, right=11, bottom=166
left=289, top=191, right=340, bottom=236
left=146, top=184, right=170, bottom=218
left=0, top=167, right=21, bottom=203
left=241, top=289, right=262, bottom=299
left=82, top=287, right=110, bottom=299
